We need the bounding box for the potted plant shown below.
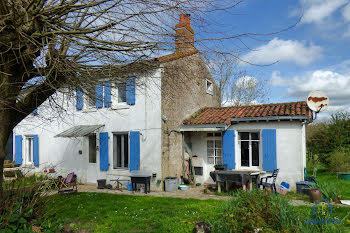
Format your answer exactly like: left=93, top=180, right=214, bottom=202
left=49, top=168, right=55, bottom=173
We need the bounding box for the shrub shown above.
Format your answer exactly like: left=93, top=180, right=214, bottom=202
left=0, top=175, right=65, bottom=232
left=210, top=190, right=348, bottom=233
left=210, top=190, right=300, bottom=232
left=329, top=148, right=350, bottom=172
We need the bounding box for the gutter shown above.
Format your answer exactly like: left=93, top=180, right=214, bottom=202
left=230, top=116, right=311, bottom=123
left=179, top=124, right=226, bottom=132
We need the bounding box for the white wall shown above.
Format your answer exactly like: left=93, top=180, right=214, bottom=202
left=14, top=69, right=163, bottom=190
left=189, top=121, right=306, bottom=190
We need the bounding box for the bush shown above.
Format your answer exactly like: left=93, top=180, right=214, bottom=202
left=329, top=148, right=350, bottom=172
left=0, top=175, right=65, bottom=232
left=307, top=112, right=350, bottom=164
left=210, top=190, right=348, bottom=233
left=210, top=190, right=300, bottom=232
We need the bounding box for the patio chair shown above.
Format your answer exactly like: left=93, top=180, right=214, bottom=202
left=260, top=169, right=279, bottom=194
left=304, top=167, right=317, bottom=184
left=58, top=172, right=78, bottom=194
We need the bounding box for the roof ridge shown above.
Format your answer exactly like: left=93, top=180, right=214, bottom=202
left=211, top=101, right=306, bottom=109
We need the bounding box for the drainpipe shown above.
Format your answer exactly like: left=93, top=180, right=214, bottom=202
left=182, top=132, right=185, bottom=185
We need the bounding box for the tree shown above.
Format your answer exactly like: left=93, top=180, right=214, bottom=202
left=0, top=0, right=252, bottom=197
left=206, top=52, right=268, bottom=106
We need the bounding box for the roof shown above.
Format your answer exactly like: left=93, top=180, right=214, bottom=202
left=156, top=49, right=199, bottom=63
left=183, top=101, right=312, bottom=125
left=55, top=125, right=104, bottom=137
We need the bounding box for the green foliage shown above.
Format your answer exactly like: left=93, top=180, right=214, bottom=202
left=0, top=175, right=62, bottom=232
left=307, top=112, right=350, bottom=165
left=329, top=148, right=350, bottom=172
left=310, top=181, right=342, bottom=202
left=211, top=190, right=301, bottom=232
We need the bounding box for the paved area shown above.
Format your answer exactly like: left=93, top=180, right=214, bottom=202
left=78, top=183, right=230, bottom=200
left=77, top=184, right=350, bottom=207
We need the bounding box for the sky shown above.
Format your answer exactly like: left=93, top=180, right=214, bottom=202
left=205, top=0, right=350, bottom=121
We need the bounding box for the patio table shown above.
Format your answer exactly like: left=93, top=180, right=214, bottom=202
left=210, top=170, right=265, bottom=192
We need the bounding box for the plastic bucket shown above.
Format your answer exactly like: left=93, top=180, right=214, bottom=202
left=164, top=177, right=178, bottom=192
left=126, top=182, right=133, bottom=191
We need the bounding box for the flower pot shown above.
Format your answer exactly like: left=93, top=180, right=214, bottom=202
left=4, top=160, right=10, bottom=165
left=309, top=188, right=322, bottom=203
left=49, top=168, right=55, bottom=173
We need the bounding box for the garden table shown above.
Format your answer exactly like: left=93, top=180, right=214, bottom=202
left=210, top=170, right=265, bottom=192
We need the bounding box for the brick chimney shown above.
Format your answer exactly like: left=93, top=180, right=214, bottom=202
left=175, top=14, right=195, bottom=53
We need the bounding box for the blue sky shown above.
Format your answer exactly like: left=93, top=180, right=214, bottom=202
left=204, top=0, right=350, bottom=120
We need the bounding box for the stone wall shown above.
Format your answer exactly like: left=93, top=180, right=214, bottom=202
left=160, top=52, right=221, bottom=180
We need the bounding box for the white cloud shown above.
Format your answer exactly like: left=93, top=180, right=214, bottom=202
left=241, top=38, right=322, bottom=66
left=300, top=0, right=348, bottom=24
left=342, top=3, right=350, bottom=22
left=235, top=76, right=257, bottom=88
left=270, top=70, right=350, bottom=107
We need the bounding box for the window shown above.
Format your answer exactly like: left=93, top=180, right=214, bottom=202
left=88, top=134, right=96, bottom=163
left=118, top=83, right=127, bottom=103
left=239, top=132, right=260, bottom=167
left=194, top=167, right=203, bottom=176
left=113, top=133, right=129, bottom=168
left=25, top=136, right=33, bottom=164
left=207, top=134, right=222, bottom=165
left=206, top=79, right=213, bottom=95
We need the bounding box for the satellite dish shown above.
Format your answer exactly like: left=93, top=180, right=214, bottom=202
left=307, top=90, right=329, bottom=113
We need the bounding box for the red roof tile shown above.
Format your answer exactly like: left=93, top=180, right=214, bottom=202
left=183, top=101, right=312, bottom=125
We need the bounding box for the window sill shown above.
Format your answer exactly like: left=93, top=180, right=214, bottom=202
left=22, top=164, right=34, bottom=168
left=112, top=104, right=130, bottom=110
left=83, top=107, right=97, bottom=113
left=113, top=168, right=129, bottom=171
left=206, top=91, right=213, bottom=96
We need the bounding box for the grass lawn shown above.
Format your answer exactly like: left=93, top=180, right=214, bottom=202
left=45, top=192, right=350, bottom=233
left=46, top=193, right=224, bottom=233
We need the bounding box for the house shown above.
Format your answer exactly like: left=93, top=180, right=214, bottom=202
left=12, top=14, right=221, bottom=190
left=181, top=101, right=313, bottom=190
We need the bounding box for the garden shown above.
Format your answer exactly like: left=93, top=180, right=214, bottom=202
left=1, top=112, right=350, bottom=232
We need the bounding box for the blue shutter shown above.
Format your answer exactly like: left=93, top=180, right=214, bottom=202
left=99, top=132, right=109, bottom=171
left=33, top=135, right=39, bottom=166
left=126, top=77, right=136, bottom=105
left=223, top=130, right=235, bottom=169
left=262, top=129, right=277, bottom=172
left=103, top=82, right=112, bottom=107
left=15, top=135, right=23, bottom=165
left=129, top=131, right=140, bottom=171
left=96, top=85, right=103, bottom=108
left=76, top=89, right=83, bottom=110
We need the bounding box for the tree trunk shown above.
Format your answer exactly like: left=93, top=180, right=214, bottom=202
left=0, top=110, right=13, bottom=201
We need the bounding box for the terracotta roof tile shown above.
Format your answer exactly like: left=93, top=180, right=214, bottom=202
left=183, top=101, right=312, bottom=125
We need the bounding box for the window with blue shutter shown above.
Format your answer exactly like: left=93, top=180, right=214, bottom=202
left=33, top=135, right=39, bottom=167
left=126, top=77, right=136, bottom=105
left=103, top=82, right=112, bottom=107
left=223, top=130, right=235, bottom=169
left=129, top=131, right=140, bottom=171
left=32, top=108, right=38, bottom=115
left=262, top=129, right=277, bottom=172
left=99, top=132, right=109, bottom=171
left=95, top=85, right=104, bottom=108
left=15, top=135, right=23, bottom=165
left=76, top=89, right=83, bottom=110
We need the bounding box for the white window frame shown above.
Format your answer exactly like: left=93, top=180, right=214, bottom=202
left=111, top=83, right=129, bottom=109
left=24, top=136, right=34, bottom=165
left=206, top=79, right=213, bottom=95
left=238, top=131, right=261, bottom=169
left=207, top=133, right=222, bottom=165
left=113, top=133, right=129, bottom=169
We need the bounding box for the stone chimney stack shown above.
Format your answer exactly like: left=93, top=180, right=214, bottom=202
left=175, top=14, right=195, bottom=53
